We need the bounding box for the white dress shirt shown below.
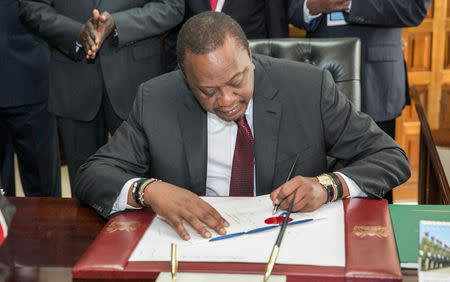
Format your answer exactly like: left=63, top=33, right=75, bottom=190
left=214, top=0, right=225, bottom=12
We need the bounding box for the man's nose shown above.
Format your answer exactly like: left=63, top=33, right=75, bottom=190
left=218, top=87, right=236, bottom=106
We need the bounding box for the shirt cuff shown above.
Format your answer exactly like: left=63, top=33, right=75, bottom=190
left=75, top=41, right=82, bottom=53
left=335, top=172, right=367, bottom=198
left=110, top=178, right=143, bottom=215
left=303, top=0, right=322, bottom=24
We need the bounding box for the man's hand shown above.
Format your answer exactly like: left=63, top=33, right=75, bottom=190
left=76, top=13, right=98, bottom=59
left=91, top=10, right=115, bottom=57
left=306, top=0, right=351, bottom=15
left=270, top=176, right=327, bottom=212
left=144, top=181, right=229, bottom=241
left=76, top=9, right=115, bottom=60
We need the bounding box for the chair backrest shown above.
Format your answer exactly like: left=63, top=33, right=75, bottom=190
left=249, top=37, right=361, bottom=110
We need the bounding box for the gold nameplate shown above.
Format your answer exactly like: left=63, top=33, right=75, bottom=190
left=106, top=221, right=141, bottom=233
left=352, top=225, right=388, bottom=238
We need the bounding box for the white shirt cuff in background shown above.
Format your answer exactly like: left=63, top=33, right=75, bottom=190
left=303, top=0, right=352, bottom=24
left=303, top=0, right=322, bottom=24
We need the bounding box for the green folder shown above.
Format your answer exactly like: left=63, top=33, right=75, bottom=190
left=389, top=204, right=450, bottom=268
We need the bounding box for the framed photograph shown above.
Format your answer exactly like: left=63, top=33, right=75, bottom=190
left=418, top=220, right=450, bottom=281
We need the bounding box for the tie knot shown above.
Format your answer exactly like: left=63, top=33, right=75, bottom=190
left=235, top=116, right=247, bottom=128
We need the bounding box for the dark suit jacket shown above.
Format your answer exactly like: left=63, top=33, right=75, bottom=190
left=75, top=55, right=410, bottom=219
left=18, top=0, right=184, bottom=121
left=288, top=0, right=431, bottom=122
left=0, top=0, right=49, bottom=107
left=165, top=0, right=289, bottom=70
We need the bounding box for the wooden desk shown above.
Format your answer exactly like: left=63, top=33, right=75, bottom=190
left=0, top=197, right=104, bottom=282
left=0, top=197, right=418, bottom=281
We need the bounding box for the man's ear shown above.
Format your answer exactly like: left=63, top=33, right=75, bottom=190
left=247, top=40, right=252, bottom=59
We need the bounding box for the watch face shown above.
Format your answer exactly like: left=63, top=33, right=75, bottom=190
left=317, top=175, right=335, bottom=203
left=318, top=175, right=333, bottom=187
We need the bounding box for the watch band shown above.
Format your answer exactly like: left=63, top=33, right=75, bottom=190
left=329, top=173, right=343, bottom=200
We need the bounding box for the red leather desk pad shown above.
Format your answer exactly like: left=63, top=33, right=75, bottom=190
left=73, top=198, right=401, bottom=281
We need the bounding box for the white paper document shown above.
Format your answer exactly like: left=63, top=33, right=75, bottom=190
left=129, top=195, right=345, bottom=267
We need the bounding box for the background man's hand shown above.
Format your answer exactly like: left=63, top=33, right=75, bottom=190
left=76, top=11, right=98, bottom=59
left=91, top=10, right=115, bottom=56
left=144, top=182, right=229, bottom=241
left=306, top=0, right=351, bottom=15
left=270, top=176, right=327, bottom=212
left=76, top=9, right=115, bottom=60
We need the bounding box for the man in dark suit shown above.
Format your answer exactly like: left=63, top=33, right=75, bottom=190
left=75, top=12, right=410, bottom=241
left=18, top=0, right=184, bottom=187
left=288, top=0, right=431, bottom=138
left=165, top=0, right=289, bottom=70
left=0, top=0, right=61, bottom=197
left=288, top=0, right=430, bottom=203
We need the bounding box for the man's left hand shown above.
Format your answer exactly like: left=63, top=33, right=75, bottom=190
left=270, top=176, right=327, bottom=212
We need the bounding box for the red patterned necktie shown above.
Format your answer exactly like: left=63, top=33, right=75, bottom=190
left=210, top=0, right=218, bottom=11
left=229, top=116, right=254, bottom=196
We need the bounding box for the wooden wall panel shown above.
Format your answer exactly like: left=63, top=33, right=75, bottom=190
left=289, top=25, right=306, bottom=38
left=440, top=85, right=450, bottom=128
left=445, top=32, right=450, bottom=69
left=396, top=86, right=427, bottom=193
left=405, top=32, right=432, bottom=71
left=416, top=85, right=430, bottom=117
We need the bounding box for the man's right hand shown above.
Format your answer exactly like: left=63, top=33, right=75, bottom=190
left=306, top=0, right=351, bottom=15
left=143, top=181, right=229, bottom=241
left=76, top=9, right=103, bottom=59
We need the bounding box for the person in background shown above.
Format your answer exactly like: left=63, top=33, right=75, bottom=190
left=165, top=0, right=290, bottom=71
left=18, top=0, right=184, bottom=188
left=288, top=0, right=431, bottom=202
left=75, top=12, right=410, bottom=241
left=0, top=0, right=61, bottom=197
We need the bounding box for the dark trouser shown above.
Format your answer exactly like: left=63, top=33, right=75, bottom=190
left=58, top=94, right=123, bottom=191
left=376, top=118, right=396, bottom=203
left=0, top=101, right=61, bottom=196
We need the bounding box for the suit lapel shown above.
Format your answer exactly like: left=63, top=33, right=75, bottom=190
left=200, top=0, right=213, bottom=10
left=252, top=58, right=281, bottom=195
left=178, top=91, right=208, bottom=195
left=221, top=0, right=231, bottom=12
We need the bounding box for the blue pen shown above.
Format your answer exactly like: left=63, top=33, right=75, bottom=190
left=209, top=218, right=313, bottom=242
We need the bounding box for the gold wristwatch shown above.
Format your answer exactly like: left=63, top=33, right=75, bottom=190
left=316, top=174, right=334, bottom=202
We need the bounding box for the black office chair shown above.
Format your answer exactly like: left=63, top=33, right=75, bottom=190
left=249, top=37, right=361, bottom=111
left=249, top=37, right=362, bottom=172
